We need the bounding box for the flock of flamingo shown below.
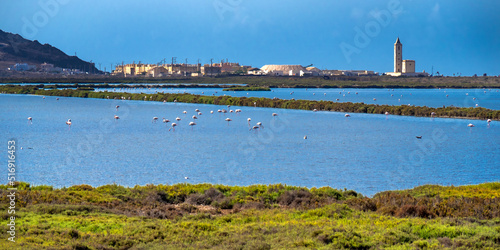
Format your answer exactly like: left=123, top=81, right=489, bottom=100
left=109, top=104, right=269, bottom=132
left=27, top=93, right=494, bottom=130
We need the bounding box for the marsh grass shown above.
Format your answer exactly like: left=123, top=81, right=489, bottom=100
left=1, top=182, right=500, bottom=249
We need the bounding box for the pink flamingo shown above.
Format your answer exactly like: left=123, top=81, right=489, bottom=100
left=114, top=115, right=120, bottom=120
left=247, top=118, right=251, bottom=126
left=192, top=115, right=198, bottom=120
left=152, top=117, right=159, bottom=123
left=345, top=114, right=350, bottom=117
left=272, top=113, right=278, bottom=118
left=116, top=105, right=120, bottom=111
left=189, top=122, right=196, bottom=129
left=27, top=117, right=33, bottom=125
left=169, top=123, right=177, bottom=131
left=162, top=118, right=170, bottom=124
left=225, top=118, right=232, bottom=125
left=66, top=119, right=72, bottom=130
left=257, top=122, right=263, bottom=129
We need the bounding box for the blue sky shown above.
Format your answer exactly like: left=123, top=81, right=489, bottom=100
left=1, top=0, right=499, bottom=76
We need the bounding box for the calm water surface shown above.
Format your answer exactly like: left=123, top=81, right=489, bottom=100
left=2, top=94, right=499, bottom=196
left=99, top=87, right=500, bottom=110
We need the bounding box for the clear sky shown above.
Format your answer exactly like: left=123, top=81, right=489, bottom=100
left=1, top=0, right=499, bottom=76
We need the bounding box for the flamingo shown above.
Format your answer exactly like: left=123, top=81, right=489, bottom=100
left=198, top=112, right=202, bottom=116
left=254, top=102, right=257, bottom=107
left=27, top=117, right=33, bottom=124
left=210, top=111, right=214, bottom=114
left=56, top=98, right=59, bottom=100
left=189, top=122, right=196, bottom=129
left=373, top=98, right=376, bottom=101
left=183, top=111, right=187, bottom=114
left=152, top=117, right=159, bottom=123
left=249, top=125, right=260, bottom=131
left=416, top=136, right=422, bottom=139
left=217, top=109, right=222, bottom=113
left=487, top=119, right=492, bottom=123
left=192, top=115, right=198, bottom=120
left=304, top=135, right=307, bottom=140
left=42, top=96, right=45, bottom=99
left=114, top=115, right=120, bottom=120
left=162, top=118, right=170, bottom=124
left=385, top=112, right=389, bottom=115
left=431, top=112, right=436, bottom=118
left=176, top=117, right=181, bottom=121
left=257, top=122, right=263, bottom=129
left=66, top=119, right=72, bottom=129
left=272, top=113, right=278, bottom=118
left=313, top=109, right=317, bottom=112
left=195, top=109, right=200, bottom=112
left=230, top=110, right=234, bottom=113
left=169, top=123, right=177, bottom=131
left=116, top=105, right=120, bottom=111
left=467, top=123, right=474, bottom=127
left=345, top=114, right=350, bottom=117
left=225, top=118, right=232, bottom=125
left=247, top=118, right=251, bottom=126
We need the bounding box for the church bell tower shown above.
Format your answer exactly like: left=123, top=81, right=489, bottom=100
left=394, top=37, right=402, bottom=73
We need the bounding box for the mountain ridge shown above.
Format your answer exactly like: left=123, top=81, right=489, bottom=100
left=0, top=29, right=99, bottom=73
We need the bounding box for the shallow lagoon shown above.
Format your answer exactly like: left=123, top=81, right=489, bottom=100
left=99, top=87, right=500, bottom=110
left=2, top=94, right=499, bottom=196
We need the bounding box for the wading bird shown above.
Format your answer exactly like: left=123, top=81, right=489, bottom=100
left=189, top=122, right=196, bottom=128
left=225, top=118, right=232, bottom=125
left=66, top=119, right=72, bottom=129
left=169, top=123, right=177, bottom=131
left=345, top=114, right=350, bottom=117
left=247, top=118, right=251, bottom=126
left=257, top=122, right=263, bottom=128
left=114, top=115, right=120, bottom=120
left=162, top=118, right=170, bottom=124
left=27, top=117, right=32, bottom=124
left=272, top=113, right=278, bottom=118
left=116, top=105, right=120, bottom=111
left=192, top=115, right=198, bottom=120
left=468, top=123, right=474, bottom=127
left=152, top=117, right=159, bottom=123
left=176, top=117, right=181, bottom=121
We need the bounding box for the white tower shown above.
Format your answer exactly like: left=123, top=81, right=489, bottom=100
left=394, top=37, right=402, bottom=73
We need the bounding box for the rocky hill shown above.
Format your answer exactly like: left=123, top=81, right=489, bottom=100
left=0, top=29, right=99, bottom=73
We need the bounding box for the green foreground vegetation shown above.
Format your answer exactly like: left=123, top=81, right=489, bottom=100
left=2, top=85, right=499, bottom=120
left=1, top=182, right=500, bottom=249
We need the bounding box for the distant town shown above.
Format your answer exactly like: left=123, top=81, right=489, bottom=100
left=4, top=37, right=436, bottom=78
left=3, top=33, right=495, bottom=79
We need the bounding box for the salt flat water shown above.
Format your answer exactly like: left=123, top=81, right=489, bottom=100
left=2, top=94, right=499, bottom=196
left=99, top=87, right=500, bottom=110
